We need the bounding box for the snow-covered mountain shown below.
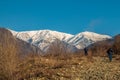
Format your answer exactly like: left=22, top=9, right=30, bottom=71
left=10, top=30, right=111, bottom=52
left=67, top=31, right=111, bottom=49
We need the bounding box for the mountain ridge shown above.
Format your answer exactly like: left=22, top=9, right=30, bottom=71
left=10, top=29, right=111, bottom=52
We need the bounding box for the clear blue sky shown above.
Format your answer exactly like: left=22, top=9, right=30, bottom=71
left=0, top=0, right=120, bottom=36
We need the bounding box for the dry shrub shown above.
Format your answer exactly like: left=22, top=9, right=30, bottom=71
left=15, top=53, right=68, bottom=80
left=47, top=40, right=67, bottom=55
left=45, top=39, right=75, bottom=60
left=89, top=39, right=113, bottom=57
left=0, top=28, right=18, bottom=80
left=87, top=50, right=93, bottom=62
left=113, top=34, right=120, bottom=55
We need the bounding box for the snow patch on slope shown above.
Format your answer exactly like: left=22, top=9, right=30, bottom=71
left=9, top=29, right=111, bottom=52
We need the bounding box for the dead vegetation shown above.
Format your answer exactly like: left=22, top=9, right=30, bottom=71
left=14, top=54, right=120, bottom=80
left=0, top=28, right=18, bottom=80
left=113, top=34, right=120, bottom=55
left=14, top=34, right=120, bottom=80
left=0, top=28, right=120, bottom=80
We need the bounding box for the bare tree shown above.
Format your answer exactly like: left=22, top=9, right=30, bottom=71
left=46, top=38, right=69, bottom=58
left=113, top=35, right=120, bottom=55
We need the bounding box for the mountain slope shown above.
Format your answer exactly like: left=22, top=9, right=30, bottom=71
left=0, top=28, right=42, bottom=55
left=10, top=30, right=111, bottom=52
left=67, top=31, right=111, bottom=49
left=10, top=30, right=74, bottom=52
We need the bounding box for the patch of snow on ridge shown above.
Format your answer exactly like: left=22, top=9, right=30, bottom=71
left=9, top=29, right=111, bottom=52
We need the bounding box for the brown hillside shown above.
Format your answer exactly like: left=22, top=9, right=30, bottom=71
left=0, top=28, right=18, bottom=80
left=113, top=34, right=120, bottom=55
left=88, top=39, right=114, bottom=56
left=0, top=28, right=42, bottom=80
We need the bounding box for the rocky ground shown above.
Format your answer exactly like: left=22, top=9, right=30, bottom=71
left=16, top=55, right=120, bottom=80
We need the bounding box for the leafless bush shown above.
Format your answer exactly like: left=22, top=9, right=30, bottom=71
left=89, top=39, right=113, bottom=57
left=113, top=34, right=120, bottom=55
left=0, top=28, right=18, bottom=80
left=45, top=39, right=73, bottom=60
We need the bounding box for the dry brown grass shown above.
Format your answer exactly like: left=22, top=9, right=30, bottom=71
left=13, top=52, right=120, bottom=80
left=0, top=28, right=18, bottom=80
left=1, top=28, right=120, bottom=80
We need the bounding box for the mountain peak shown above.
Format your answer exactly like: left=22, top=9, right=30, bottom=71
left=77, top=31, right=111, bottom=39
left=9, top=29, right=111, bottom=51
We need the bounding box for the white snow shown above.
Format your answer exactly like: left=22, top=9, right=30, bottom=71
left=9, top=29, right=111, bottom=51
